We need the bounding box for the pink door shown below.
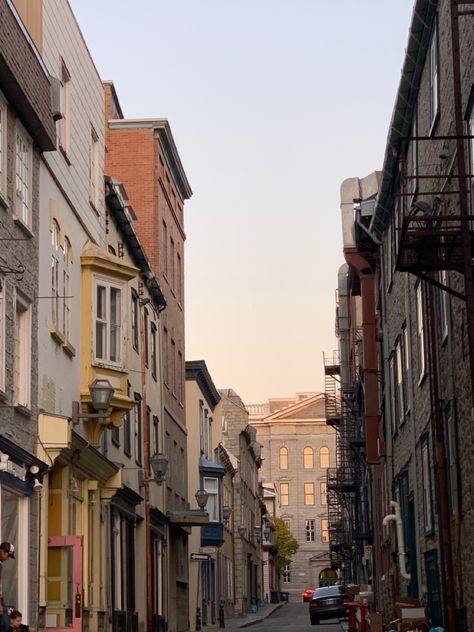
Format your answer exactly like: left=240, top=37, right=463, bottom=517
left=46, top=536, right=83, bottom=632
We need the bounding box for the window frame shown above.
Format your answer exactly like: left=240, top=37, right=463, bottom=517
left=15, top=121, right=33, bottom=229
left=151, top=321, right=157, bottom=380
left=279, top=446, right=288, bottom=470
left=416, top=282, right=426, bottom=382
left=131, top=289, right=139, bottom=352
left=203, top=477, right=219, bottom=522
left=58, top=59, right=71, bottom=155
left=280, top=482, right=289, bottom=507
left=305, top=519, right=315, bottom=543
left=134, top=394, right=143, bottom=466
left=14, top=293, right=32, bottom=408
left=0, top=278, right=5, bottom=393
left=321, top=518, right=329, bottom=543
left=428, top=19, right=440, bottom=132
left=304, top=482, right=315, bottom=506
left=320, top=481, right=327, bottom=505
left=319, top=446, right=330, bottom=469
left=421, top=434, right=433, bottom=534
left=303, top=446, right=314, bottom=469
left=93, top=276, right=124, bottom=367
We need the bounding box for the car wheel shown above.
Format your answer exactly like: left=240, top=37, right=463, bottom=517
left=310, top=617, right=319, bottom=625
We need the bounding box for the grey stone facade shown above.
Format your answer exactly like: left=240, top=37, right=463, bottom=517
left=250, top=394, right=336, bottom=600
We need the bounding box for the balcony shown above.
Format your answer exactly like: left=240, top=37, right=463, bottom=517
left=201, top=522, right=224, bottom=548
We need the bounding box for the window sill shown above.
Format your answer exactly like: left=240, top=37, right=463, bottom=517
left=92, top=360, right=125, bottom=372
left=50, top=324, right=66, bottom=346
left=15, top=404, right=32, bottom=417
left=63, top=339, right=76, bottom=357
left=13, top=216, right=34, bottom=238
left=59, top=144, right=71, bottom=166
left=0, top=191, right=9, bottom=210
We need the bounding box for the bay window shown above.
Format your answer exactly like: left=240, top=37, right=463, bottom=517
left=203, top=477, right=219, bottom=522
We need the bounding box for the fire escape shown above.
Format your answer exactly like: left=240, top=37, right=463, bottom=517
left=324, top=352, right=358, bottom=583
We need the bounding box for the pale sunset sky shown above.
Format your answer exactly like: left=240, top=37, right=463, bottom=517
left=70, top=0, right=414, bottom=405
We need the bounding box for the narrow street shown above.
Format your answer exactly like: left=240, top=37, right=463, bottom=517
left=227, top=603, right=346, bottom=632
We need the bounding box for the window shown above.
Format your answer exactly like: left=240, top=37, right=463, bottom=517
left=203, top=477, right=219, bottom=521
left=14, top=295, right=31, bottom=408
left=170, top=238, right=175, bottom=290
left=282, top=564, right=291, bottom=584
left=388, top=353, right=397, bottom=436
left=151, top=322, right=157, bottom=379
left=416, top=283, right=426, bottom=380
left=123, top=383, right=131, bottom=457
left=62, top=238, right=71, bottom=340
left=51, top=221, right=60, bottom=328
left=280, top=482, right=289, bottom=506
left=15, top=123, right=32, bottom=228
left=178, top=350, right=183, bottom=403
left=94, top=278, right=122, bottom=365
left=279, top=447, right=288, bottom=470
left=468, top=94, right=474, bottom=215
left=444, top=402, right=459, bottom=517
left=0, top=92, right=7, bottom=198
left=319, top=446, right=330, bottom=468
left=152, top=416, right=159, bottom=455
left=321, top=519, right=329, bottom=543
left=58, top=60, right=70, bottom=154
left=437, top=271, right=448, bottom=342
left=304, top=482, right=314, bottom=505
left=131, top=289, right=139, bottom=352
left=134, top=394, right=142, bottom=466
left=144, top=308, right=149, bottom=367
left=421, top=435, right=433, bottom=532
left=177, top=252, right=182, bottom=303
left=89, top=125, right=99, bottom=208
left=111, top=421, right=120, bottom=447
left=0, top=278, right=4, bottom=392
left=320, top=481, right=327, bottom=505
left=428, top=20, right=439, bottom=130
left=305, top=519, right=315, bottom=542
left=171, top=339, right=176, bottom=394
left=393, top=333, right=408, bottom=425
left=303, top=446, right=314, bottom=469
left=162, top=221, right=168, bottom=277
left=163, top=327, right=170, bottom=388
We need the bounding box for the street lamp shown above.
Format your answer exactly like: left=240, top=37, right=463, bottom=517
left=150, top=453, right=169, bottom=485
left=71, top=379, right=115, bottom=425
left=223, top=505, right=232, bottom=521
left=195, top=489, right=209, bottom=511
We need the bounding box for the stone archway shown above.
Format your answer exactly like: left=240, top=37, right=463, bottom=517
left=318, top=568, right=338, bottom=587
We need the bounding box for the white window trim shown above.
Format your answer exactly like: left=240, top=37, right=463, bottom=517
left=203, top=477, right=219, bottom=522
left=305, top=519, right=315, bottom=543
left=304, top=482, right=315, bottom=506
left=14, top=292, right=32, bottom=408
left=15, top=121, right=33, bottom=229
left=93, top=275, right=125, bottom=368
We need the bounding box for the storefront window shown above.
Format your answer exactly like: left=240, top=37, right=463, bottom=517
left=1, top=488, right=21, bottom=611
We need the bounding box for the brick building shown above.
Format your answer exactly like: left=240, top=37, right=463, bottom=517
left=0, top=0, right=55, bottom=625
left=104, top=84, right=193, bottom=632
left=249, top=394, right=336, bottom=600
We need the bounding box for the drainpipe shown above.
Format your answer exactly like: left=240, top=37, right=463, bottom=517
left=382, top=500, right=410, bottom=581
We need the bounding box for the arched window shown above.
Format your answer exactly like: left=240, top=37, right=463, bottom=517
left=319, top=446, right=330, bottom=469
left=279, top=446, right=288, bottom=470
left=51, top=219, right=60, bottom=250
left=303, top=446, right=314, bottom=469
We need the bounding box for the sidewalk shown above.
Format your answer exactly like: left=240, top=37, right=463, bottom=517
left=204, top=603, right=284, bottom=632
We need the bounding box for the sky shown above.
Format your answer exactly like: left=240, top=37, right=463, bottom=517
left=70, top=0, right=414, bottom=405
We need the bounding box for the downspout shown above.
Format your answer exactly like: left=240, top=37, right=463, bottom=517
left=383, top=500, right=410, bottom=581
left=140, top=296, right=153, bottom=632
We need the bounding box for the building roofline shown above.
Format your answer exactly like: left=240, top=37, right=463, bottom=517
left=102, top=80, right=124, bottom=119
left=369, top=0, right=438, bottom=240
left=186, top=360, right=221, bottom=410
left=108, top=117, right=193, bottom=200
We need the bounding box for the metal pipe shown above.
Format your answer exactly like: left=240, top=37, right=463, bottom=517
left=382, top=501, right=411, bottom=581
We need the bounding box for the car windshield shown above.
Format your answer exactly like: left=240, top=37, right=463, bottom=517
left=313, top=586, right=344, bottom=598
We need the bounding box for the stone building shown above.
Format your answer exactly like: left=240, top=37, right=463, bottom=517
left=333, top=1, right=474, bottom=630
left=219, top=389, right=264, bottom=615
left=249, top=394, right=336, bottom=600
left=0, top=1, right=55, bottom=626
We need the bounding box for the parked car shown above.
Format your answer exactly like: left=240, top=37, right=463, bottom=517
left=308, top=585, right=350, bottom=625
left=302, top=587, right=315, bottom=602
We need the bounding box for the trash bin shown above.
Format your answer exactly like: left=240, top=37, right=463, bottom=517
left=270, top=591, right=279, bottom=604
left=280, top=591, right=289, bottom=603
